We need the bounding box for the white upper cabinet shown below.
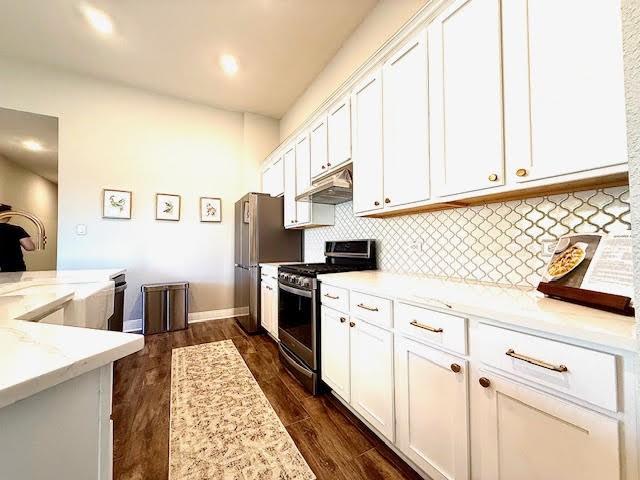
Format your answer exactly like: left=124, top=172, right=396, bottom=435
left=502, top=0, right=628, bottom=183
left=352, top=68, right=384, bottom=214
left=283, top=143, right=297, bottom=228
left=429, top=0, right=505, bottom=197
left=327, top=95, right=352, bottom=171
left=383, top=31, right=430, bottom=209
left=310, top=116, right=329, bottom=179
left=295, top=133, right=311, bottom=225
left=262, top=154, right=284, bottom=197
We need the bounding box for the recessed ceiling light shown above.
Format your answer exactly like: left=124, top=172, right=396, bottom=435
left=79, top=3, right=114, bottom=35
left=22, top=140, right=44, bottom=152
left=220, top=54, right=239, bottom=76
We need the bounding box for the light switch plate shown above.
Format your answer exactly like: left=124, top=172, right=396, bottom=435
left=76, top=224, right=87, bottom=236
left=541, top=239, right=558, bottom=257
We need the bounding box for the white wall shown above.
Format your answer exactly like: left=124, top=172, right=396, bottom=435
left=0, top=154, right=58, bottom=270
left=279, top=0, right=427, bottom=139
left=0, top=57, right=279, bottom=321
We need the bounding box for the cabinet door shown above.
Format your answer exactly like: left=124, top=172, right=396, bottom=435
left=295, top=133, right=311, bottom=225
left=327, top=95, right=352, bottom=170
left=321, top=306, right=351, bottom=402
left=350, top=318, right=394, bottom=441
left=474, top=371, right=620, bottom=480
left=269, top=284, right=279, bottom=340
left=283, top=144, right=297, bottom=227
left=503, top=0, right=627, bottom=183
left=352, top=69, right=384, bottom=214
left=383, top=31, right=430, bottom=208
left=260, top=282, right=271, bottom=334
left=261, top=165, right=272, bottom=195
left=272, top=156, right=284, bottom=197
left=310, top=116, right=328, bottom=179
left=396, top=336, right=469, bottom=480
left=429, top=0, right=504, bottom=196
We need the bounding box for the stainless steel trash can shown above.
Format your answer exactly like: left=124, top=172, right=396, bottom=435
left=142, top=282, right=189, bottom=335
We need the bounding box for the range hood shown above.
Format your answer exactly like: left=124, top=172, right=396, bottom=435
left=296, top=167, right=352, bottom=205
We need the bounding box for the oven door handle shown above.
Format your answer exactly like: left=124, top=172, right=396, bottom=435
left=279, top=283, right=313, bottom=298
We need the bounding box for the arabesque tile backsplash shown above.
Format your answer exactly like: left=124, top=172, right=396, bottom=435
left=304, top=186, right=631, bottom=287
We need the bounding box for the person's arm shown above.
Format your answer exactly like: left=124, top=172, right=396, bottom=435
left=20, top=236, right=36, bottom=251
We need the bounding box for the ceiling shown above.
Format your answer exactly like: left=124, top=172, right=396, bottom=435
left=0, top=0, right=380, bottom=118
left=0, top=108, right=59, bottom=183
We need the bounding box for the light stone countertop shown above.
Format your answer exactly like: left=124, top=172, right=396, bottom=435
left=317, top=271, right=638, bottom=352
left=0, top=268, right=143, bottom=409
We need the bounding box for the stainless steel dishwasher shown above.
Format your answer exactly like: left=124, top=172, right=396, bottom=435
left=141, top=282, right=189, bottom=335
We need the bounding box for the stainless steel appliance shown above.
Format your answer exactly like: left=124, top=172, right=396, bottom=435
left=278, top=240, right=376, bottom=394
left=234, top=193, right=303, bottom=334
left=141, top=282, right=189, bottom=335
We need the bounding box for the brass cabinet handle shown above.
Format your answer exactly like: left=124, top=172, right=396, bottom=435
left=349, top=321, right=356, bottom=328
left=339, top=317, right=346, bottom=323
left=265, top=286, right=273, bottom=291
left=374, top=201, right=380, bottom=206
left=323, top=293, right=339, bottom=300
left=384, top=198, right=391, bottom=204
left=505, top=349, right=568, bottom=372
left=409, top=320, right=443, bottom=333
left=488, top=173, right=498, bottom=182
left=515, top=168, right=528, bottom=177
left=450, top=363, right=461, bottom=373
left=357, top=303, right=379, bottom=312
left=479, top=377, right=491, bottom=388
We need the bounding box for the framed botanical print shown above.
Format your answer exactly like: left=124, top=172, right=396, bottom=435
left=156, top=193, right=181, bottom=221
left=102, top=189, right=132, bottom=219
left=200, top=197, right=221, bottom=223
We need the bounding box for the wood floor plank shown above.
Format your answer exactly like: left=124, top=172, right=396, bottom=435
left=113, top=320, right=420, bottom=480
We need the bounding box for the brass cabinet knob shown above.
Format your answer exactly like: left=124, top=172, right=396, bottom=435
left=374, top=201, right=380, bottom=206
left=327, top=163, right=332, bottom=167
left=349, top=321, right=355, bottom=328
left=479, top=377, right=491, bottom=388
left=515, top=168, right=528, bottom=177
left=339, top=317, right=346, bottom=323
left=450, top=364, right=461, bottom=373
left=488, top=173, right=498, bottom=182
left=384, top=198, right=391, bottom=204
left=321, top=165, right=326, bottom=169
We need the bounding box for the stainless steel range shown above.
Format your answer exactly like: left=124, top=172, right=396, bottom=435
left=278, top=240, right=376, bottom=394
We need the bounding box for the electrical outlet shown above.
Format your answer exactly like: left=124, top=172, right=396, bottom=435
left=76, top=224, right=87, bottom=236
left=541, top=239, right=558, bottom=257
left=409, top=240, right=423, bottom=252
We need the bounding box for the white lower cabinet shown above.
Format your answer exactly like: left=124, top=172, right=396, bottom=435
left=395, top=336, right=469, bottom=480
left=260, top=276, right=278, bottom=340
left=320, top=305, right=394, bottom=441
left=473, top=370, right=620, bottom=480
left=320, top=306, right=350, bottom=401
left=350, top=317, right=395, bottom=442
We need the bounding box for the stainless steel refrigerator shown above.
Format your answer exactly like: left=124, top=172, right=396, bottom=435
left=234, top=193, right=302, bottom=333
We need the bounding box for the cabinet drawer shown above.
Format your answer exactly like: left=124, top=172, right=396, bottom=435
left=477, top=323, right=618, bottom=411
left=350, top=291, right=392, bottom=328
left=396, top=302, right=467, bottom=355
left=320, top=284, right=349, bottom=313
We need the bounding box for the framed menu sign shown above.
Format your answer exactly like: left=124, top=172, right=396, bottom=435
left=537, top=233, right=634, bottom=315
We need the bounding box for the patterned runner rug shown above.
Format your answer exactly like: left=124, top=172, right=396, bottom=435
left=169, top=340, right=315, bottom=480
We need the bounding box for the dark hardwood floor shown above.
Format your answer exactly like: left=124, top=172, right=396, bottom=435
left=113, top=318, right=423, bottom=480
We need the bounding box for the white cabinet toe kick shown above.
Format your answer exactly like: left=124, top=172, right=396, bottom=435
left=318, top=280, right=638, bottom=480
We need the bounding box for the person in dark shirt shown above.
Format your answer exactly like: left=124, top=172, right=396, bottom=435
left=0, top=204, right=36, bottom=272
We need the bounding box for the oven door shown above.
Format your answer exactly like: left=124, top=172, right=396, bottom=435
left=278, top=282, right=317, bottom=369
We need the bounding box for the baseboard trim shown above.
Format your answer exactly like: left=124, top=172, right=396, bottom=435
left=123, top=307, right=249, bottom=333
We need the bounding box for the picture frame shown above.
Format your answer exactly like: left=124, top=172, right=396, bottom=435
left=200, top=197, right=222, bottom=223
left=102, top=189, right=132, bottom=219
left=156, top=193, right=181, bottom=221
